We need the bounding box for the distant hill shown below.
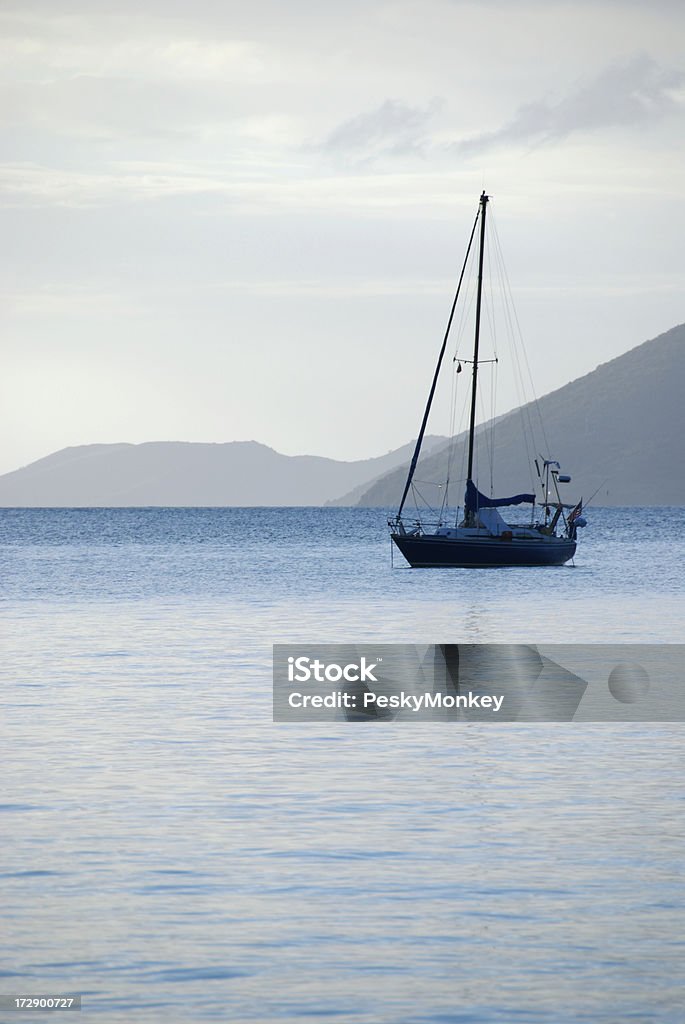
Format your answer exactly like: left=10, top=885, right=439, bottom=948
left=0, top=436, right=447, bottom=508
left=1, top=325, right=682, bottom=508
left=325, top=435, right=447, bottom=506
left=349, top=324, right=685, bottom=508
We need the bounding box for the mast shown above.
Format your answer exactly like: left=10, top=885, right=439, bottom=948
left=466, top=191, right=488, bottom=486
left=396, top=205, right=480, bottom=520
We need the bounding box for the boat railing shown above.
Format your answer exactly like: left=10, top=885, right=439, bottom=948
left=390, top=514, right=567, bottom=538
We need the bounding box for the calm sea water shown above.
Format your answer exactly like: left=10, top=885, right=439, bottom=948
left=1, top=507, right=683, bottom=1023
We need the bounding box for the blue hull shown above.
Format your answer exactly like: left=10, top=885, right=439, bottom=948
left=392, top=533, right=576, bottom=568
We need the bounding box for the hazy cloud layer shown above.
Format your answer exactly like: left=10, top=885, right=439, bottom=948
left=1, top=1, right=685, bottom=473
left=319, top=99, right=442, bottom=160
left=454, top=54, right=685, bottom=155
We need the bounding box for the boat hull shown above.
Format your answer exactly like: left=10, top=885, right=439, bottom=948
left=392, top=532, right=576, bottom=568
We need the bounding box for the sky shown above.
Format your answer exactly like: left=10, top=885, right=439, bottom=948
left=1, top=0, right=684, bottom=474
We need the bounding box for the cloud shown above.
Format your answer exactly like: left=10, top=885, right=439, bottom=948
left=453, top=53, right=685, bottom=155
left=318, top=98, right=443, bottom=160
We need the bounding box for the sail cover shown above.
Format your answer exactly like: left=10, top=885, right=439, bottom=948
left=465, top=480, right=535, bottom=514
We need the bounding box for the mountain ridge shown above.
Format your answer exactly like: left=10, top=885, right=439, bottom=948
left=349, top=323, right=685, bottom=508
left=0, top=436, right=447, bottom=507
left=0, top=324, right=682, bottom=507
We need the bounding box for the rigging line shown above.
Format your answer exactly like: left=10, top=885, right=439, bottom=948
left=484, top=232, right=498, bottom=497
left=475, top=376, right=495, bottom=495
left=489, top=214, right=530, bottom=421
left=437, top=423, right=451, bottom=518
left=582, top=480, right=607, bottom=511
left=490, top=212, right=551, bottom=457
left=493, top=358, right=499, bottom=492
left=409, top=482, right=424, bottom=515
left=413, top=478, right=446, bottom=488
left=455, top=380, right=470, bottom=510
left=481, top=254, right=499, bottom=483
left=489, top=213, right=538, bottom=492
left=442, top=372, right=457, bottom=518
left=397, top=206, right=480, bottom=519
left=465, top=191, right=489, bottom=487
left=484, top=219, right=499, bottom=360
left=444, top=341, right=473, bottom=524
left=411, top=483, right=440, bottom=519
left=443, top=352, right=462, bottom=514
left=489, top=362, right=497, bottom=496
left=452, top=237, right=480, bottom=358
left=410, top=477, right=441, bottom=512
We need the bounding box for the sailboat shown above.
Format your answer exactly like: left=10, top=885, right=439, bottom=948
left=390, top=192, right=586, bottom=568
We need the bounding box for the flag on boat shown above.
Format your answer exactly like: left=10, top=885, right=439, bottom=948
left=568, top=499, right=583, bottom=524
